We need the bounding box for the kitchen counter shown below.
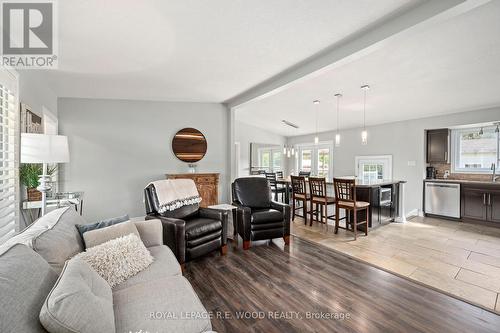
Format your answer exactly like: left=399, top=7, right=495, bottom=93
left=424, top=178, right=500, bottom=187
left=351, top=179, right=406, bottom=188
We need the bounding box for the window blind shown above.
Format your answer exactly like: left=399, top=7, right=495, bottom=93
left=0, top=70, right=19, bottom=244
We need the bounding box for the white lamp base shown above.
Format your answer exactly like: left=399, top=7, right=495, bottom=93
left=36, top=163, right=52, bottom=216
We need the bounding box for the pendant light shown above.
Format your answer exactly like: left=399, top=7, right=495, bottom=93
left=334, top=93, right=342, bottom=147
left=479, top=127, right=484, bottom=136
left=361, top=85, right=370, bottom=145
left=313, top=100, right=320, bottom=144
left=495, top=123, right=499, bottom=133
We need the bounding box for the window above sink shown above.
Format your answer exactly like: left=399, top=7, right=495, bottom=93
left=451, top=126, right=499, bottom=174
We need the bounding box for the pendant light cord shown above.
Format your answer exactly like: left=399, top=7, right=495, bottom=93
left=363, top=88, right=367, bottom=130
left=336, top=95, right=340, bottom=132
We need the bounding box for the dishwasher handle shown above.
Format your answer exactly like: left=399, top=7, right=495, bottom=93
left=426, top=183, right=460, bottom=189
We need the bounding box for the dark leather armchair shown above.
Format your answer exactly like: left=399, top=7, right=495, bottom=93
left=144, top=184, right=228, bottom=266
left=232, top=177, right=291, bottom=250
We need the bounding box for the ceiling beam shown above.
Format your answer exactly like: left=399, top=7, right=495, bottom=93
left=224, top=0, right=490, bottom=109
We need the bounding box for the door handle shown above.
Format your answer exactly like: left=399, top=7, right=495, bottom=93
left=488, top=193, right=491, bottom=206
left=444, top=151, right=448, bottom=161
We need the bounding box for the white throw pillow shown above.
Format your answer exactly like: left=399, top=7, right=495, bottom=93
left=75, top=234, right=154, bottom=288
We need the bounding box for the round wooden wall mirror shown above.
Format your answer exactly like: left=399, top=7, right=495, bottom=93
left=172, top=127, right=207, bottom=163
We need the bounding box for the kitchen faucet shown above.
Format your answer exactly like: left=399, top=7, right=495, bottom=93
left=492, top=163, right=499, bottom=182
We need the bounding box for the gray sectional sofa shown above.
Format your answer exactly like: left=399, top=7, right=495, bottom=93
left=0, top=207, right=212, bottom=333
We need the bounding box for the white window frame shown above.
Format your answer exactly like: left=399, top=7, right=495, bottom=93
left=257, top=147, right=282, bottom=172
left=451, top=127, right=500, bottom=174
left=355, top=155, right=393, bottom=181
left=296, top=142, right=333, bottom=178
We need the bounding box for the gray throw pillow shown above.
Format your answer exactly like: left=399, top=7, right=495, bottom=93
left=0, top=244, right=58, bottom=333
left=75, top=233, right=154, bottom=288
left=40, top=257, right=115, bottom=333
left=76, top=214, right=129, bottom=246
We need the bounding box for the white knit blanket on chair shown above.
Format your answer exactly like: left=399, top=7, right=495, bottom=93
left=148, top=179, right=202, bottom=213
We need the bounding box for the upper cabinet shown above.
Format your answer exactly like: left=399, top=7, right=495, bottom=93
left=426, top=129, right=450, bottom=163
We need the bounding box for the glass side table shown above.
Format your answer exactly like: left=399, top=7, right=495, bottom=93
left=21, top=191, right=84, bottom=225
left=208, top=204, right=238, bottom=243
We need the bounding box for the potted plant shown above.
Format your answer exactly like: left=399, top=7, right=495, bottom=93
left=20, top=164, right=57, bottom=201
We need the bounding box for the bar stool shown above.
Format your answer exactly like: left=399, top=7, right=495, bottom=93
left=276, top=171, right=284, bottom=179
left=299, top=171, right=311, bottom=177
left=265, top=172, right=286, bottom=202
left=290, top=176, right=310, bottom=224
left=333, top=178, right=369, bottom=240
left=308, top=177, right=336, bottom=228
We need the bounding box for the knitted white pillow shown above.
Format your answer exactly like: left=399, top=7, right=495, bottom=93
left=75, top=233, right=153, bottom=288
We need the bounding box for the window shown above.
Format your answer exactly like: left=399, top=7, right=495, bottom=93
left=297, top=143, right=333, bottom=178
left=355, top=155, right=392, bottom=183
left=317, top=148, right=329, bottom=177
left=258, top=147, right=282, bottom=172
left=452, top=127, right=499, bottom=173
left=300, top=149, right=312, bottom=173
left=0, top=69, right=19, bottom=244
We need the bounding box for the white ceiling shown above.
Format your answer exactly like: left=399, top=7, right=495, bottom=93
left=37, top=0, right=419, bottom=102
left=236, top=0, right=500, bottom=136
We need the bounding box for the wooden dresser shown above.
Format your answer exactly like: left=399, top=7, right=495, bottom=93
left=165, top=173, right=219, bottom=207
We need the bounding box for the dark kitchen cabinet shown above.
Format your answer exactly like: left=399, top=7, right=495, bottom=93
left=488, top=191, right=500, bottom=223
left=426, top=129, right=449, bottom=163
left=461, top=188, right=488, bottom=220
left=461, top=185, right=500, bottom=224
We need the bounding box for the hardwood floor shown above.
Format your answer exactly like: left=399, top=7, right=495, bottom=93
left=183, top=237, right=500, bottom=333
left=292, top=216, right=500, bottom=312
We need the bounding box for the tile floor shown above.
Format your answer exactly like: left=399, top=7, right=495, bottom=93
left=291, top=216, right=500, bottom=313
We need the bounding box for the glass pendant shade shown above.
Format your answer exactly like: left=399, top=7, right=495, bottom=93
left=335, top=133, right=341, bottom=147
left=291, top=147, right=295, bottom=155
left=287, top=150, right=291, bottom=158
left=283, top=146, right=286, bottom=154
left=361, top=130, right=368, bottom=145
left=314, top=136, right=319, bottom=145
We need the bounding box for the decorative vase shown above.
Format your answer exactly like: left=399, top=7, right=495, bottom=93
left=188, top=164, right=197, bottom=173
left=27, top=188, right=42, bottom=201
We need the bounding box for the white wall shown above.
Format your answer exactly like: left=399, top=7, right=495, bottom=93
left=286, top=107, right=500, bottom=216
left=58, top=98, right=230, bottom=221
left=19, top=71, right=58, bottom=120
left=18, top=71, right=59, bottom=229
left=235, top=121, right=286, bottom=176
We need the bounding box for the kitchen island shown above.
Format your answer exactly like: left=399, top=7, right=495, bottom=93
left=344, top=179, right=406, bottom=228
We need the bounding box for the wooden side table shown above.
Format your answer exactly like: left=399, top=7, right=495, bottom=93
left=208, top=204, right=238, bottom=243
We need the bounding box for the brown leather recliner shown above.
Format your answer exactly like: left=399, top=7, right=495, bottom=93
left=232, top=177, right=291, bottom=250
left=144, top=184, right=228, bottom=266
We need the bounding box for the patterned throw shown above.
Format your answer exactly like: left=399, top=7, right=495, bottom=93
left=147, top=179, right=201, bottom=213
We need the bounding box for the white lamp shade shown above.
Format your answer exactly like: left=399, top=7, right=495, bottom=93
left=21, top=133, right=70, bottom=163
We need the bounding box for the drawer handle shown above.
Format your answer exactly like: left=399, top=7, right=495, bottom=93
left=483, top=193, right=486, bottom=205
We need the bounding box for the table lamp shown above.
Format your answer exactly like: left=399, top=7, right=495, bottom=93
left=20, top=134, right=70, bottom=216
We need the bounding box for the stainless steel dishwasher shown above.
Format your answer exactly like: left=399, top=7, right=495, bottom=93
left=424, top=182, right=461, bottom=218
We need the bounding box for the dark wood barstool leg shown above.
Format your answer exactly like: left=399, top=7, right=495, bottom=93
left=365, top=207, right=369, bottom=236
left=303, top=200, right=308, bottom=225
left=334, top=205, right=339, bottom=234
left=309, top=200, right=314, bottom=226
left=353, top=209, right=357, bottom=240
left=220, top=244, right=227, bottom=255
left=243, top=241, right=251, bottom=250
left=292, top=198, right=296, bottom=221
left=283, top=235, right=290, bottom=245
